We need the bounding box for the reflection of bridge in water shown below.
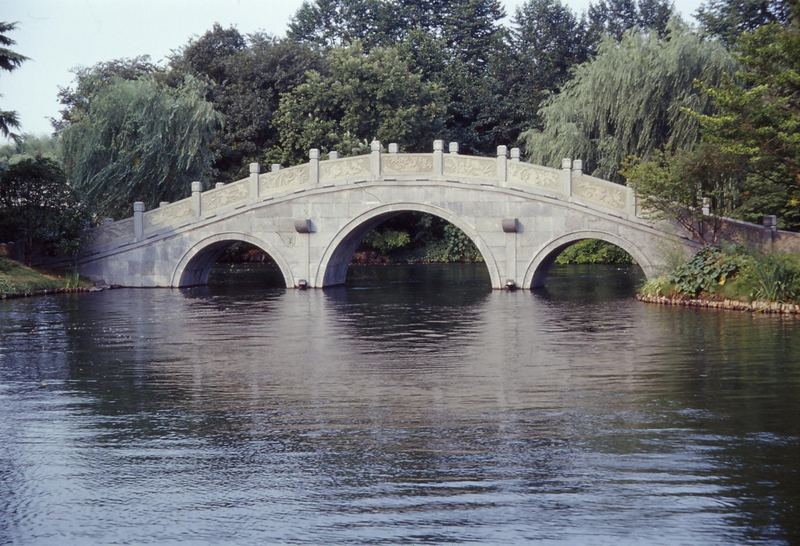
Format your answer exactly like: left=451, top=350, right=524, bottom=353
left=77, top=140, right=794, bottom=290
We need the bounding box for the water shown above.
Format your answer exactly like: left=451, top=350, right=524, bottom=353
left=1, top=264, right=799, bottom=544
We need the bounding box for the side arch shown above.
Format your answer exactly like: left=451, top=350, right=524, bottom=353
left=170, top=232, right=295, bottom=288
left=313, top=202, right=503, bottom=289
left=522, top=230, right=656, bottom=290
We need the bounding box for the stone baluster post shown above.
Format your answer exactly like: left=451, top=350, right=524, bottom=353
left=561, top=158, right=572, bottom=197
left=433, top=140, right=444, bottom=177
left=191, top=181, right=202, bottom=218
left=370, top=140, right=382, bottom=179
left=496, top=145, right=508, bottom=187
left=388, top=143, right=399, bottom=154
left=510, top=148, right=521, bottom=162
left=626, top=187, right=638, bottom=217
left=215, top=182, right=225, bottom=189
left=449, top=142, right=459, bottom=154
left=271, top=163, right=281, bottom=172
left=763, top=215, right=777, bottom=251
left=133, top=201, right=145, bottom=242
left=309, top=148, right=320, bottom=185
left=328, top=151, right=339, bottom=160
left=249, top=162, right=260, bottom=203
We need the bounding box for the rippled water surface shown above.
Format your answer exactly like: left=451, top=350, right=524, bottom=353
left=1, top=264, right=799, bottom=544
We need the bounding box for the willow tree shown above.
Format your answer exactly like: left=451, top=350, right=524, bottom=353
left=522, top=19, right=734, bottom=181
left=61, top=76, right=222, bottom=218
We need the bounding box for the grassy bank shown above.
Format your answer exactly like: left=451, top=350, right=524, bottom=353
left=0, top=257, right=90, bottom=298
left=638, top=246, right=800, bottom=313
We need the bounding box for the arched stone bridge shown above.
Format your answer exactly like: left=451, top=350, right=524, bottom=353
left=78, top=140, right=701, bottom=290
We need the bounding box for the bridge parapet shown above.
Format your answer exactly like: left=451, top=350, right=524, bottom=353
left=85, top=140, right=640, bottom=254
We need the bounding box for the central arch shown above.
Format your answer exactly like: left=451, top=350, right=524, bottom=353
left=522, top=230, right=656, bottom=290
left=314, top=202, right=502, bottom=288
left=171, top=232, right=295, bottom=288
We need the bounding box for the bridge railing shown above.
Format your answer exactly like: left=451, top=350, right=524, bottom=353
left=86, top=139, right=638, bottom=253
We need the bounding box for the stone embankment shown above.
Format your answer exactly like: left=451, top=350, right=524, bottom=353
left=637, top=294, right=799, bottom=315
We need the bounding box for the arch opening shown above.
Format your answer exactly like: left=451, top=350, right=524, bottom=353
left=525, top=232, right=651, bottom=299
left=173, top=235, right=292, bottom=289
left=319, top=210, right=494, bottom=289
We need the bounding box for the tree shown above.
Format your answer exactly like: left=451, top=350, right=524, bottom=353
left=622, top=144, right=748, bottom=242
left=0, top=22, right=29, bottom=141
left=273, top=44, right=445, bottom=165
left=287, top=0, right=509, bottom=154
left=506, top=0, right=591, bottom=135
left=60, top=76, right=222, bottom=218
left=171, top=27, right=323, bottom=180
left=522, top=20, right=734, bottom=181
left=696, top=0, right=790, bottom=46
left=288, top=0, right=397, bottom=50
left=55, top=56, right=160, bottom=131
left=694, top=21, right=800, bottom=229
left=0, top=157, right=87, bottom=262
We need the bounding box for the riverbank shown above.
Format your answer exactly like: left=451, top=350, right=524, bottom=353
left=637, top=246, right=800, bottom=315
left=637, top=294, right=800, bottom=314
left=0, top=257, right=93, bottom=299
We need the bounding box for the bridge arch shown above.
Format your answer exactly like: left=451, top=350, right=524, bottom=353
left=313, top=202, right=503, bottom=288
left=171, top=232, right=295, bottom=288
left=522, top=230, right=656, bottom=290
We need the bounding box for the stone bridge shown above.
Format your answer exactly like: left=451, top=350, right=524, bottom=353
left=77, top=140, right=739, bottom=290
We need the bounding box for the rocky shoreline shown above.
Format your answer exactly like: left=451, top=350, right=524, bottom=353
left=637, top=294, right=800, bottom=315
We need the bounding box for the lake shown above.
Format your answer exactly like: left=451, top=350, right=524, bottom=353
left=1, top=264, right=798, bottom=544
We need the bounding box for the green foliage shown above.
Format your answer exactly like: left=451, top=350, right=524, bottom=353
left=55, top=56, right=161, bottom=131
left=523, top=21, right=735, bottom=180
left=273, top=44, right=445, bottom=165
left=695, top=22, right=800, bottom=230
left=696, top=0, right=790, bottom=46
left=622, top=143, right=748, bottom=242
left=60, top=76, right=222, bottom=218
left=642, top=246, right=800, bottom=303
left=170, top=27, right=323, bottom=180
left=0, top=134, right=60, bottom=165
left=587, top=0, right=674, bottom=42
left=554, top=239, right=634, bottom=264
left=747, top=253, right=800, bottom=302
left=0, top=21, right=29, bottom=141
left=504, top=0, right=591, bottom=139
left=362, top=229, right=411, bottom=254
left=668, top=246, right=741, bottom=296
left=287, top=0, right=509, bottom=154
left=0, top=257, right=89, bottom=297
left=423, top=224, right=483, bottom=263
left=0, top=157, right=88, bottom=262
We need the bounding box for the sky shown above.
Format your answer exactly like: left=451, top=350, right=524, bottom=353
left=2, top=0, right=704, bottom=138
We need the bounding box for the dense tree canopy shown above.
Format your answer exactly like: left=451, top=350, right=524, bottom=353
left=60, top=76, right=221, bottom=218
left=171, top=25, right=323, bottom=179
left=0, top=157, right=87, bottom=261
left=696, top=0, right=790, bottom=45
left=522, top=21, right=734, bottom=180
left=273, top=44, right=445, bottom=164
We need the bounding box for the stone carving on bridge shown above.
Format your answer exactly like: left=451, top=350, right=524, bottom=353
left=382, top=154, right=433, bottom=176
left=572, top=176, right=627, bottom=210
left=201, top=181, right=248, bottom=214
left=443, top=156, right=496, bottom=180
left=508, top=163, right=563, bottom=194
left=319, top=157, right=370, bottom=182
left=266, top=165, right=309, bottom=191
left=144, top=201, right=193, bottom=233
